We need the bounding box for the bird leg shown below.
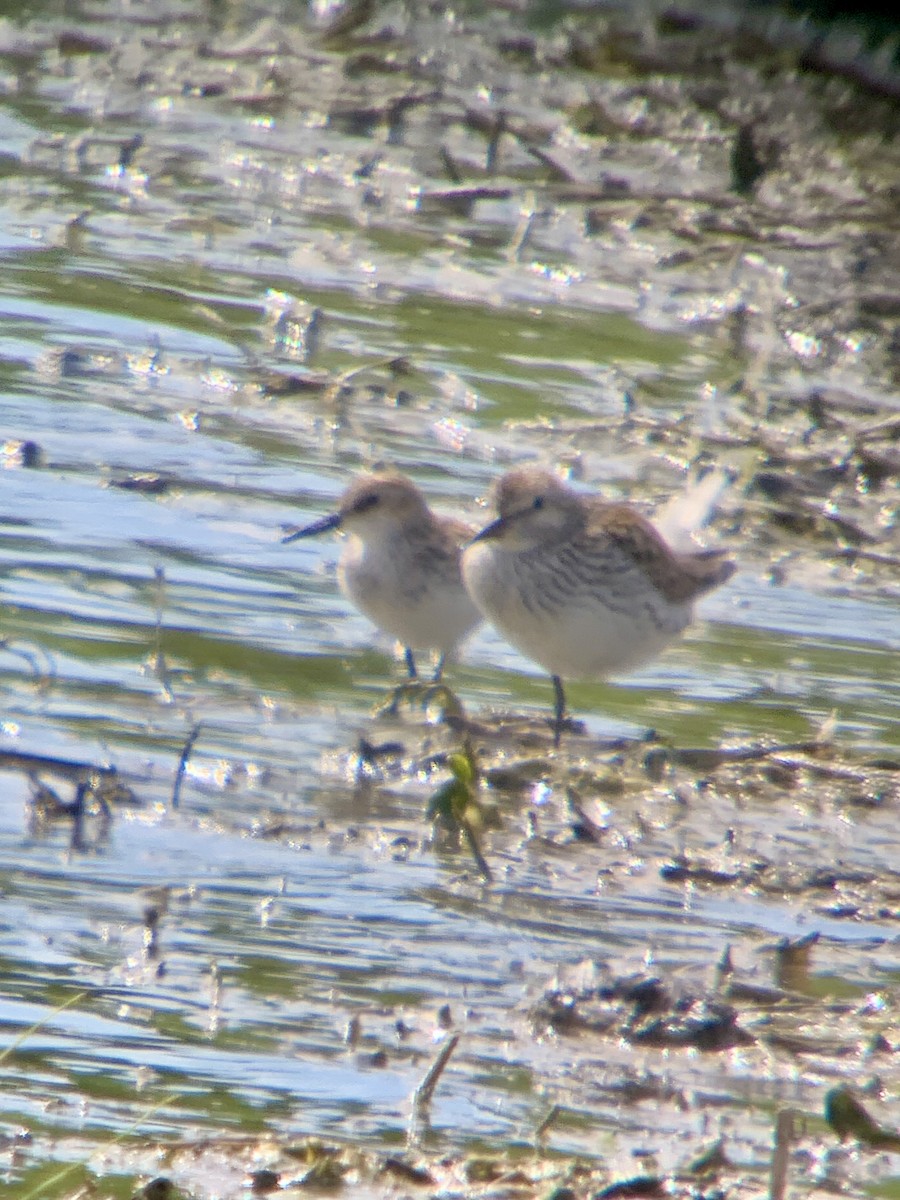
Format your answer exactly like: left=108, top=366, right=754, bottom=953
left=379, top=648, right=429, bottom=717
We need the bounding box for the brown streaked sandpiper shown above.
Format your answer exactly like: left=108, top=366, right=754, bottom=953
left=283, top=472, right=482, bottom=681
left=462, top=467, right=735, bottom=745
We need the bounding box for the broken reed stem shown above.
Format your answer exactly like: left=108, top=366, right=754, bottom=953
left=770, top=1108, right=795, bottom=1200
left=412, top=1032, right=460, bottom=1115
left=462, top=822, right=493, bottom=883
left=534, top=1103, right=561, bottom=1141
left=507, top=191, right=538, bottom=262
left=171, top=722, right=202, bottom=809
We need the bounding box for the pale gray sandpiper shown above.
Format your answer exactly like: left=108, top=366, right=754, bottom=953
left=462, top=467, right=735, bottom=745
left=283, top=472, right=482, bottom=681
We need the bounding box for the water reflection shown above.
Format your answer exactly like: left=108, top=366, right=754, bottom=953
left=1, top=2, right=899, bottom=1193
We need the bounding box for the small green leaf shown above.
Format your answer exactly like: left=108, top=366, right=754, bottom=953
left=448, top=741, right=478, bottom=787
left=425, top=779, right=461, bottom=822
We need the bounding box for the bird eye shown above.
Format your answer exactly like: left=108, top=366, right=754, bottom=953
left=355, top=492, right=380, bottom=512
left=532, top=495, right=544, bottom=510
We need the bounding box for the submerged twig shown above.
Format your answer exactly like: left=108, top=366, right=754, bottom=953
left=324, top=354, right=413, bottom=403
left=0, top=635, right=56, bottom=684
left=835, top=547, right=900, bottom=570
left=0, top=749, right=117, bottom=782
left=670, top=740, right=831, bottom=771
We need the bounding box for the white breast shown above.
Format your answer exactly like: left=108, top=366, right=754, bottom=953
left=340, top=534, right=480, bottom=654
left=463, top=541, right=691, bottom=678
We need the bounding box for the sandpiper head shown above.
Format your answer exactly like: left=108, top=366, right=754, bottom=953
left=470, top=468, right=584, bottom=550
left=282, top=472, right=430, bottom=543
left=337, top=473, right=431, bottom=532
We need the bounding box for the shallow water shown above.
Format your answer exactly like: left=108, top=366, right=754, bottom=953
left=1, top=2, right=899, bottom=1196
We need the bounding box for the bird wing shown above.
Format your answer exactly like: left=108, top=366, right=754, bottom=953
left=588, top=502, right=734, bottom=603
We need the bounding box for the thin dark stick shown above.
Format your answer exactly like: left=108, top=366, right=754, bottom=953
left=535, top=1104, right=561, bottom=1140
left=0, top=749, right=117, bottom=781
left=171, top=723, right=202, bottom=810
left=70, top=781, right=89, bottom=853
left=769, top=1108, right=795, bottom=1200
left=412, top=1032, right=459, bottom=1115
left=462, top=823, right=493, bottom=883
left=552, top=675, right=566, bottom=747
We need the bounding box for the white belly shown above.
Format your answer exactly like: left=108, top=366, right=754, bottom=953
left=463, top=542, right=691, bottom=678
left=340, top=539, right=480, bottom=654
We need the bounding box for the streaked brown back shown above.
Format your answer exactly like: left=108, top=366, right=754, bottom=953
left=589, top=501, right=734, bottom=603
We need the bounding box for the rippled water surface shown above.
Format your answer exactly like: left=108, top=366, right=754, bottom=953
left=1, top=2, right=899, bottom=1196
